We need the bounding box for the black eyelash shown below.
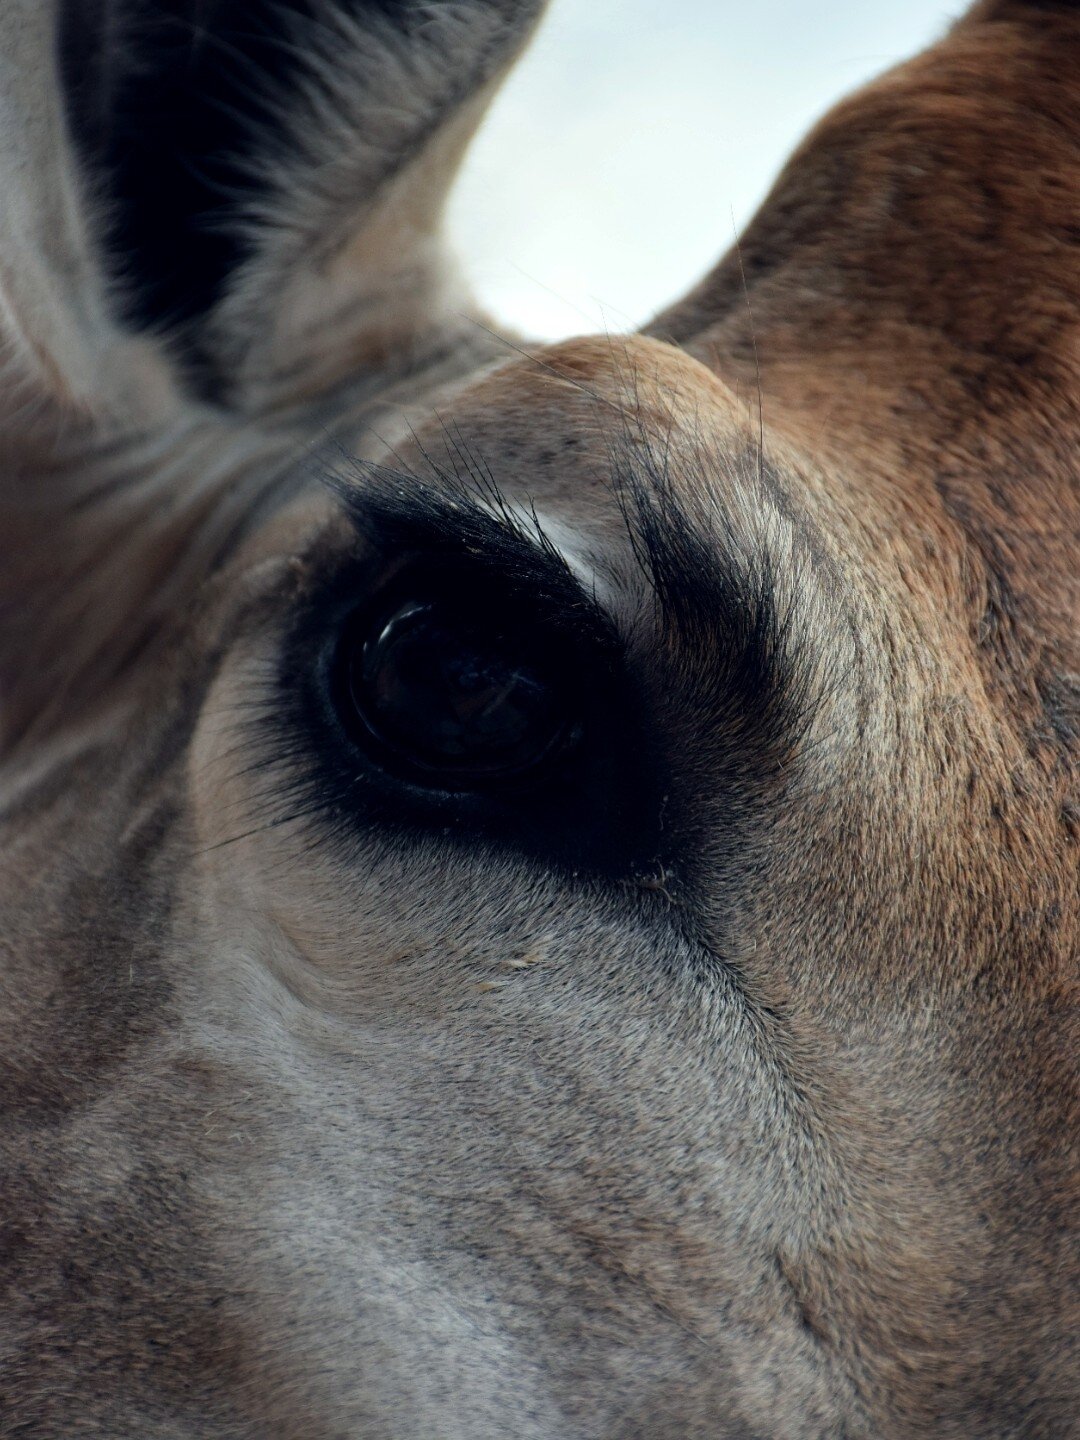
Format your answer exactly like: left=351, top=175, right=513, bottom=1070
left=323, top=455, right=615, bottom=650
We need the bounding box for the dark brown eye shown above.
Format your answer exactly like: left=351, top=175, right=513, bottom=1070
left=343, top=589, right=580, bottom=787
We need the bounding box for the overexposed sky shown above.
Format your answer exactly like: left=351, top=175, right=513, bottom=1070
left=449, top=0, right=958, bottom=338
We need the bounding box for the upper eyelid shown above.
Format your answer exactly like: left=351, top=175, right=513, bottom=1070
left=323, top=462, right=618, bottom=642
left=320, top=447, right=823, bottom=771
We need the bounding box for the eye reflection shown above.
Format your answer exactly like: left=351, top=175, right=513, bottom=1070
left=344, top=590, right=579, bottom=787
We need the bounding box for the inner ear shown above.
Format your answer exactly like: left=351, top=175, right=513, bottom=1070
left=59, top=0, right=304, bottom=339
left=60, top=0, right=416, bottom=338
left=59, top=0, right=545, bottom=409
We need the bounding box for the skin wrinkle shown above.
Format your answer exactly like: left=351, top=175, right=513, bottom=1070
left=0, top=1, right=1077, bottom=1437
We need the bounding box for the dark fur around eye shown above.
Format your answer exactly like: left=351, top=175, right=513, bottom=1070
left=251, top=455, right=822, bottom=890
left=261, top=474, right=668, bottom=880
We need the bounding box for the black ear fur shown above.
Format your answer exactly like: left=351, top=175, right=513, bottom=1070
left=61, top=0, right=532, bottom=368
left=60, top=2, right=420, bottom=342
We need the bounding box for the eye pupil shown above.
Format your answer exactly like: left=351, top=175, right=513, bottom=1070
left=346, top=593, right=574, bottom=785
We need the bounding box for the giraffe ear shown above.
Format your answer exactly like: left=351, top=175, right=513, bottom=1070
left=0, top=1, right=176, bottom=457
left=64, top=0, right=545, bottom=416
left=0, top=1, right=188, bottom=752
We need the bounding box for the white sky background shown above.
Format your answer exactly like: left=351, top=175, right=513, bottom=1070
left=449, top=0, right=959, bottom=339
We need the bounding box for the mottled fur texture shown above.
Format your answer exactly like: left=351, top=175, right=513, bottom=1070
left=0, top=1, right=1076, bottom=1436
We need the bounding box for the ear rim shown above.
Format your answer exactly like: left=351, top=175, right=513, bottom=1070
left=198, top=0, right=546, bottom=414
left=0, top=0, right=179, bottom=453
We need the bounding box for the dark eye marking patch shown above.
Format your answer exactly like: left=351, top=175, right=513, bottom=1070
left=326, top=458, right=618, bottom=653
left=222, top=437, right=824, bottom=888
left=610, top=441, right=822, bottom=791
left=239, top=459, right=658, bottom=877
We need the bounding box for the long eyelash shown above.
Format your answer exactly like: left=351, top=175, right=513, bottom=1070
left=195, top=683, right=371, bottom=858
left=319, top=448, right=611, bottom=640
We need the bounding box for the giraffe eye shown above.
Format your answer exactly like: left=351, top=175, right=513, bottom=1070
left=339, top=582, right=581, bottom=788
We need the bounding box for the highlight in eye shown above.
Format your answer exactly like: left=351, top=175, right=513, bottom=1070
left=339, top=572, right=583, bottom=790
